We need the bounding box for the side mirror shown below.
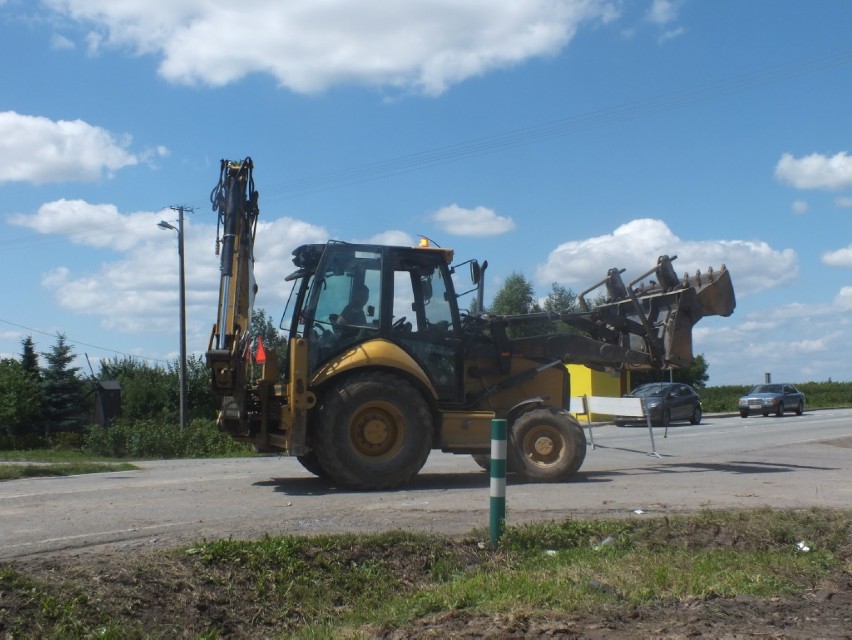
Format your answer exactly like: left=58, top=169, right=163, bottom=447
left=470, top=260, right=481, bottom=285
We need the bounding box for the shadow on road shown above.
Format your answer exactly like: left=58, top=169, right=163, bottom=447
left=256, top=471, right=491, bottom=496
left=581, top=459, right=837, bottom=483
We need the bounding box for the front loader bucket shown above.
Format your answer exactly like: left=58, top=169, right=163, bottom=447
left=574, top=258, right=736, bottom=370
left=688, top=264, right=736, bottom=319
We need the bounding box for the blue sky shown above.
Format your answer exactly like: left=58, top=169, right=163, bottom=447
left=2, top=0, right=852, bottom=386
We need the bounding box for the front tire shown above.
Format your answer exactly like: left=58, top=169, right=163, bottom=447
left=507, top=408, right=586, bottom=482
left=775, top=402, right=784, bottom=417
left=313, top=372, right=433, bottom=489
left=795, top=402, right=804, bottom=416
left=740, top=410, right=749, bottom=418
left=689, top=406, right=702, bottom=425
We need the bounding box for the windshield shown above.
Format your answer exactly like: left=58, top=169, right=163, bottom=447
left=630, top=383, right=670, bottom=398
left=750, top=384, right=782, bottom=394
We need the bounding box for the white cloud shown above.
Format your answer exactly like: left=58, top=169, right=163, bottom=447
left=0, top=111, right=138, bottom=184
left=42, top=0, right=619, bottom=95
left=360, top=230, right=415, bottom=246
left=430, top=204, right=516, bottom=237
left=791, top=200, right=808, bottom=214
left=836, top=196, right=852, bottom=208
left=535, top=218, right=797, bottom=296
left=645, top=0, right=684, bottom=42
left=835, top=286, right=852, bottom=310
left=692, top=297, right=852, bottom=385
left=775, top=151, right=852, bottom=190
left=16, top=198, right=328, bottom=337
left=9, top=199, right=165, bottom=250
left=646, top=0, right=680, bottom=25
left=823, top=245, right=852, bottom=268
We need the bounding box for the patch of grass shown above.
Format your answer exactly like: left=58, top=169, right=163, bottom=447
left=0, top=509, right=849, bottom=639
left=0, top=449, right=121, bottom=463
left=0, top=461, right=138, bottom=480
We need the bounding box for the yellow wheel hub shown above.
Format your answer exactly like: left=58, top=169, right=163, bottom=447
left=350, top=402, right=405, bottom=459
left=523, top=426, right=564, bottom=467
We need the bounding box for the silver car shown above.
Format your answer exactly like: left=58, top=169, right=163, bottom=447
left=738, top=383, right=805, bottom=418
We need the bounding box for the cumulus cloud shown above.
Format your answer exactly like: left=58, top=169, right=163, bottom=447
left=836, top=196, right=852, bottom=208
left=535, top=218, right=797, bottom=296
left=9, top=199, right=165, bottom=250
left=822, top=244, right=852, bottom=268
left=15, top=198, right=328, bottom=336
left=0, top=111, right=138, bottom=184
left=775, top=151, right=852, bottom=190
left=430, top=204, right=516, bottom=237
left=43, top=0, right=619, bottom=95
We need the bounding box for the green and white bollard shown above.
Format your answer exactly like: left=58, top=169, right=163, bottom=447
left=489, top=418, right=507, bottom=548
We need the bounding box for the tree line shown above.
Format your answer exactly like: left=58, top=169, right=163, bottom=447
left=0, top=334, right=217, bottom=448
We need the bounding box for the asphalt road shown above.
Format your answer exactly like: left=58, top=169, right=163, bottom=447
left=2, top=409, right=850, bottom=560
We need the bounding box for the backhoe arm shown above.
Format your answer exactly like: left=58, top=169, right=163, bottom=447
left=206, top=158, right=259, bottom=398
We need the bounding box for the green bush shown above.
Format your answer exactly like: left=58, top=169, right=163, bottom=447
left=798, top=381, right=852, bottom=408
left=0, top=431, right=47, bottom=451
left=697, top=385, right=750, bottom=412
left=699, top=381, right=852, bottom=413
left=83, top=418, right=252, bottom=459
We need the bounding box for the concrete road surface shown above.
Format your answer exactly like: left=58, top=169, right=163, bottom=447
left=1, top=409, right=850, bottom=560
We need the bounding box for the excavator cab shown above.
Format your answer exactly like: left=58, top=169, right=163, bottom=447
left=283, top=241, right=465, bottom=402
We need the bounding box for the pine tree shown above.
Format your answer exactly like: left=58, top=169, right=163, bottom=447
left=21, top=336, right=39, bottom=375
left=40, top=334, right=87, bottom=435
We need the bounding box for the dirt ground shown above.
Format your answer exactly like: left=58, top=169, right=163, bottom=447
left=3, top=537, right=851, bottom=640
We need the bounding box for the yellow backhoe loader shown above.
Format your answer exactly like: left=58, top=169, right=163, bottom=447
left=206, top=158, right=736, bottom=489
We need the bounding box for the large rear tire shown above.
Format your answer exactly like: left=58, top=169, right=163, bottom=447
left=296, top=452, right=329, bottom=478
left=507, top=408, right=586, bottom=482
left=313, top=372, right=433, bottom=490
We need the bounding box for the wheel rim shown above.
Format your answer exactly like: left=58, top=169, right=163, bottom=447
left=349, top=401, right=405, bottom=460
left=521, top=424, right=566, bottom=468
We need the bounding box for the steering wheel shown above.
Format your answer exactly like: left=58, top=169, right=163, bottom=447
left=392, top=316, right=408, bottom=330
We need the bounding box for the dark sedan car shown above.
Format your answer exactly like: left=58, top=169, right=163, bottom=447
left=614, top=382, right=702, bottom=427
left=737, top=383, right=805, bottom=417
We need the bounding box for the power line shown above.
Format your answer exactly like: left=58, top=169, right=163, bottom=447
left=0, top=317, right=169, bottom=364
left=247, top=46, right=852, bottom=202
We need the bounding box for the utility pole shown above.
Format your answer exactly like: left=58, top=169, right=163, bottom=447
left=159, top=205, right=194, bottom=429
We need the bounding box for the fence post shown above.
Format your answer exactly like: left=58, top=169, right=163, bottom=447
left=489, top=418, right=507, bottom=548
